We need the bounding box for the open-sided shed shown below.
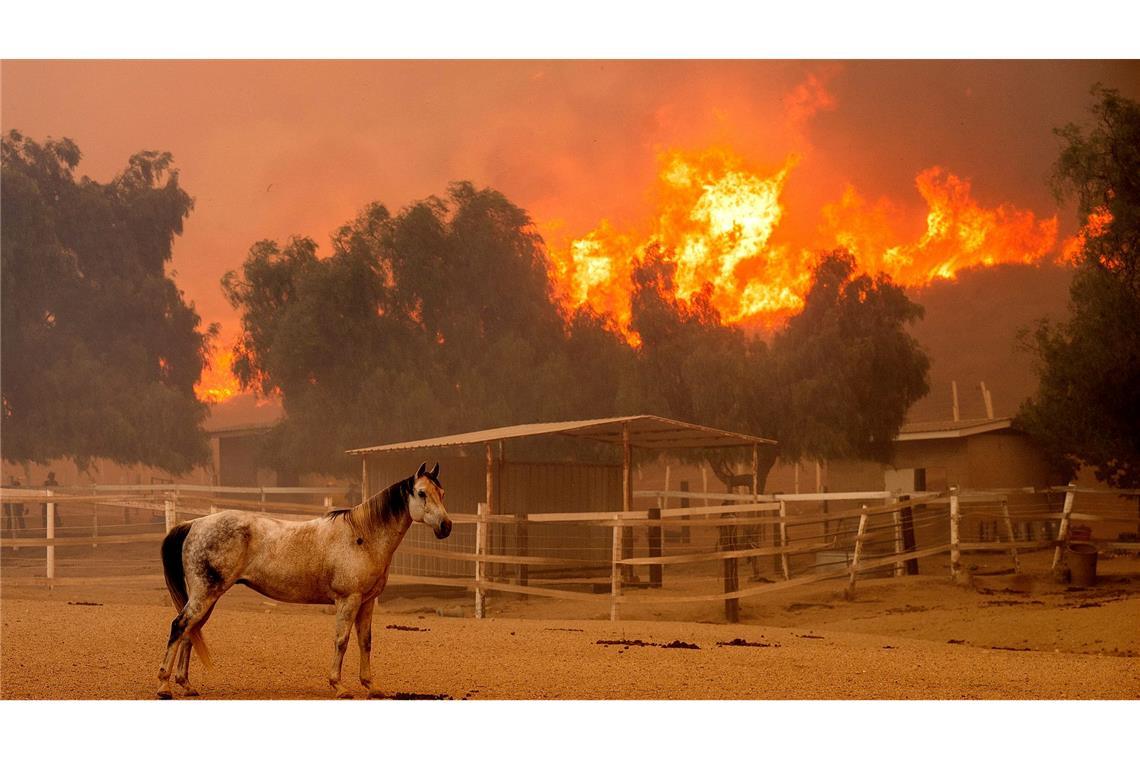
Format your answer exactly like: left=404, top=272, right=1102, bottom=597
left=346, top=415, right=774, bottom=579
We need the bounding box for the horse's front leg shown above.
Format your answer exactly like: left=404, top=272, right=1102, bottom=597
left=329, top=593, right=362, bottom=698
left=354, top=597, right=380, bottom=698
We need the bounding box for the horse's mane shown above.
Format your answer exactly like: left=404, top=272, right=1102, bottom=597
left=326, top=477, right=413, bottom=539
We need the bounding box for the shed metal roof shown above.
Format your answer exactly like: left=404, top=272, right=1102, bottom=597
left=347, top=415, right=775, bottom=455
left=896, top=417, right=1014, bottom=442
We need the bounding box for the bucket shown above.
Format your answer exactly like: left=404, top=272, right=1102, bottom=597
left=1067, top=542, right=1098, bottom=587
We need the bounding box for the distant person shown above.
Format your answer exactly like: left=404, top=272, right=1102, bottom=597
left=41, top=472, right=61, bottom=529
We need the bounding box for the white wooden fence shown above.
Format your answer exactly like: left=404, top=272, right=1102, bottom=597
left=3, top=483, right=1138, bottom=623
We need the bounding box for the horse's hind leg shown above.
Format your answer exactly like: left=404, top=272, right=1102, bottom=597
left=174, top=603, right=216, bottom=696
left=328, top=593, right=362, bottom=698
left=158, top=593, right=220, bottom=699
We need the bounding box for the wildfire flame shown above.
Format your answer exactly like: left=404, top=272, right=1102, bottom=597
left=548, top=148, right=1061, bottom=339
left=195, top=348, right=241, bottom=404
left=1060, top=206, right=1113, bottom=264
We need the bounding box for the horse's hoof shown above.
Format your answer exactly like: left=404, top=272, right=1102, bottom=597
left=156, top=688, right=173, bottom=700
left=367, top=689, right=385, bottom=699
left=335, top=689, right=354, bottom=699
left=182, top=687, right=200, bottom=697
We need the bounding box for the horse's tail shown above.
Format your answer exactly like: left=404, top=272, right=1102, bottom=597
left=161, top=522, right=212, bottom=669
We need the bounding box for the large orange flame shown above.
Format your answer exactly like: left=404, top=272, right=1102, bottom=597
left=548, top=148, right=1061, bottom=339
left=195, top=348, right=241, bottom=404
left=1060, top=205, right=1113, bottom=264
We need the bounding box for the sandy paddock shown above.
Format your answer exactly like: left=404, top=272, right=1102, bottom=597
left=2, top=549, right=1139, bottom=700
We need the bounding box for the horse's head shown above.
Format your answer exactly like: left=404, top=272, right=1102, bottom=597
left=409, top=462, right=451, bottom=539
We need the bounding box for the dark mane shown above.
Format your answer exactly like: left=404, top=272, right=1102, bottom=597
left=326, top=477, right=412, bottom=537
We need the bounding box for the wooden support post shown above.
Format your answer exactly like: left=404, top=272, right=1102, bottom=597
left=778, top=499, right=790, bottom=581
left=621, top=424, right=634, bottom=582
left=679, top=479, right=691, bottom=543
left=891, top=498, right=905, bottom=577
left=648, top=496, right=663, bottom=588
left=949, top=486, right=962, bottom=581
left=475, top=501, right=487, bottom=619
left=822, top=485, right=830, bottom=540
left=361, top=455, right=370, bottom=499
left=259, top=487, right=266, bottom=513
left=516, top=520, right=529, bottom=586
left=45, top=494, right=55, bottom=583
left=1052, top=483, right=1077, bottom=570
left=1000, top=497, right=1020, bottom=573
left=845, top=505, right=869, bottom=600
left=322, top=495, right=332, bottom=510
left=91, top=500, right=99, bottom=549
left=898, top=494, right=918, bottom=575
left=951, top=380, right=960, bottom=422
left=486, top=442, right=496, bottom=582
left=701, top=466, right=709, bottom=507
left=163, top=497, right=175, bottom=534
left=610, top=523, right=622, bottom=622
left=722, top=531, right=739, bottom=623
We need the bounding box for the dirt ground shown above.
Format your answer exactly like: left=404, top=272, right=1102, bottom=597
left=2, top=550, right=1138, bottom=700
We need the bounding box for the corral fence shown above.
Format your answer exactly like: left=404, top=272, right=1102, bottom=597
left=2, top=483, right=1138, bottom=622
left=0, top=484, right=341, bottom=582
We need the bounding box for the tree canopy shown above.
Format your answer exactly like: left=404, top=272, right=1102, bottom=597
left=1019, top=87, right=1140, bottom=487
left=227, top=183, right=930, bottom=483
left=222, top=183, right=636, bottom=475
left=628, top=247, right=929, bottom=486
left=1, top=131, right=212, bottom=472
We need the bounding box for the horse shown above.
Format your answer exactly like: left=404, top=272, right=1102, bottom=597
left=156, top=461, right=451, bottom=699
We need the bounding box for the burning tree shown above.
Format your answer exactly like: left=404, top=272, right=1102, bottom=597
left=1019, top=86, right=1140, bottom=488
left=0, top=131, right=213, bottom=472
left=629, top=246, right=929, bottom=488
left=222, top=183, right=636, bottom=475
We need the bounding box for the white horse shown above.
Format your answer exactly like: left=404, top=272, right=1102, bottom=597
left=157, top=462, right=450, bottom=699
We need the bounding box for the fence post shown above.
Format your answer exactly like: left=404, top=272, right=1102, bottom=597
left=91, top=498, right=99, bottom=549
left=1000, top=497, right=1020, bottom=573
left=475, top=501, right=487, bottom=619
left=648, top=495, right=663, bottom=588
left=778, top=499, right=790, bottom=581
left=845, top=505, right=869, bottom=600
left=610, top=523, right=622, bottom=622
left=949, top=486, right=961, bottom=581
left=1051, top=482, right=1077, bottom=570
left=46, top=492, right=55, bottom=584
left=516, top=519, right=529, bottom=587
left=891, top=497, right=905, bottom=577
left=679, top=479, right=691, bottom=543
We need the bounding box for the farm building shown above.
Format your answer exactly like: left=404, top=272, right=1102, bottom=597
left=347, top=415, right=775, bottom=580
left=828, top=416, right=1059, bottom=493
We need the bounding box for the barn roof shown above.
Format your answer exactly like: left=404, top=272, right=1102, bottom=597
left=896, top=416, right=1014, bottom=441
left=347, top=415, right=775, bottom=455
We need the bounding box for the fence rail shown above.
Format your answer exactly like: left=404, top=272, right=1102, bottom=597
left=3, top=483, right=1138, bottom=622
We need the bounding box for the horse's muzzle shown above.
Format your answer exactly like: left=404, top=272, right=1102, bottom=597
left=434, top=518, right=452, bottom=540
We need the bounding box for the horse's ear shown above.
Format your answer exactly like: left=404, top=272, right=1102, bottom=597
left=416, top=462, right=427, bottom=479
left=429, top=462, right=440, bottom=480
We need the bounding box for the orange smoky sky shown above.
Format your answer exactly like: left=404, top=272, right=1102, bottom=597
left=3, top=60, right=1138, bottom=387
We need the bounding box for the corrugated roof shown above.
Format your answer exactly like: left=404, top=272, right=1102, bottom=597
left=347, top=415, right=775, bottom=455
left=896, top=417, right=1014, bottom=441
